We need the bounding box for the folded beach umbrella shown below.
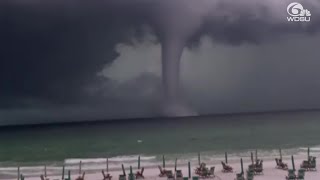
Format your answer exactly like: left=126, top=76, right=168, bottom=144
left=79, top=161, right=82, bottom=174
left=279, top=148, right=282, bottom=160
left=251, top=152, right=254, bottom=165
left=122, top=164, right=126, bottom=176
left=17, top=166, right=20, bottom=180
left=162, top=155, right=165, bottom=168
left=62, top=165, right=65, bottom=180
left=255, top=150, right=258, bottom=161
left=138, top=156, right=141, bottom=170
left=291, top=155, right=295, bottom=171
left=175, top=158, right=177, bottom=171
left=188, top=162, right=191, bottom=178
left=198, top=152, right=201, bottom=165
left=106, top=158, right=109, bottom=172
left=241, top=158, right=244, bottom=174
left=225, top=152, right=228, bottom=164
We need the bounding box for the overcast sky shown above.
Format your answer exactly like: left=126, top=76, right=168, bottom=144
left=1, top=0, right=320, bottom=125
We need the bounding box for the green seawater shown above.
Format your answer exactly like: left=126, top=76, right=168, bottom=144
left=1, top=111, right=320, bottom=165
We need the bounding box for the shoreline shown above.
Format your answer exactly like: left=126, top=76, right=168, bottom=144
left=1, top=155, right=318, bottom=180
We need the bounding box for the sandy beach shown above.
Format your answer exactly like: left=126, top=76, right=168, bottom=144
left=2, top=156, right=318, bottom=180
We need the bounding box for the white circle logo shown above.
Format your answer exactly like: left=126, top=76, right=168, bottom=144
left=287, top=2, right=304, bottom=16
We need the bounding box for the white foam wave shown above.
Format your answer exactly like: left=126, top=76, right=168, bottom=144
left=64, top=155, right=156, bottom=164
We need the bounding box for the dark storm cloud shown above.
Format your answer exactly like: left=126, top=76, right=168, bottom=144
left=1, top=0, right=320, bottom=124
left=1, top=0, right=151, bottom=107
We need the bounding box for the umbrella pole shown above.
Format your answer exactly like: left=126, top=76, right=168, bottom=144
left=138, top=156, right=141, bottom=170
left=255, top=149, right=258, bottom=162
left=17, top=166, right=20, bottom=180
left=225, top=152, right=228, bottom=164
left=241, top=158, right=244, bottom=175
left=291, top=155, right=295, bottom=171
left=79, top=161, right=82, bottom=175
left=107, top=158, right=109, bottom=172
left=175, top=158, right=177, bottom=172
left=122, top=164, right=126, bottom=176
left=162, top=155, right=165, bottom=168
left=130, top=166, right=133, bottom=175
left=68, top=170, right=71, bottom=180
left=62, top=165, right=65, bottom=180
left=188, top=162, right=191, bottom=178
left=279, top=148, right=282, bottom=160
left=308, top=147, right=310, bottom=159
left=44, top=165, right=47, bottom=177
left=251, top=152, right=254, bottom=165
left=198, top=152, right=201, bottom=165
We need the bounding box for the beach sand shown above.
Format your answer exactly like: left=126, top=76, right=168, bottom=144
left=3, top=156, right=318, bottom=180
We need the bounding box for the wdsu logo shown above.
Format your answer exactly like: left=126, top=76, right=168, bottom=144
left=287, top=2, right=311, bottom=22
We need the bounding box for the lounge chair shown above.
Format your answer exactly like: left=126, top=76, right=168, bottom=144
left=194, top=163, right=206, bottom=175
left=309, top=157, right=316, bottom=171
left=221, top=161, right=233, bottom=173
left=158, top=166, right=166, bottom=177
left=175, top=170, right=183, bottom=180
left=75, top=172, right=85, bottom=180
left=128, top=173, right=135, bottom=180
left=40, top=175, right=49, bottom=180
left=301, top=156, right=316, bottom=171
left=167, top=171, right=174, bottom=180
left=192, top=176, right=199, bottom=180
left=119, top=174, right=126, bottom=180
left=248, top=164, right=255, bottom=174
left=135, top=167, right=144, bottom=179
left=246, top=170, right=254, bottom=180
left=208, top=167, right=215, bottom=177
left=254, top=160, right=263, bottom=174
left=102, top=170, right=112, bottom=180
left=275, top=158, right=288, bottom=170
left=286, top=169, right=296, bottom=180
left=296, top=169, right=305, bottom=180
left=235, top=172, right=245, bottom=180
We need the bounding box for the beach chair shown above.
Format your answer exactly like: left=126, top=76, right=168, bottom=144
left=248, top=164, right=255, bottom=174
left=221, top=161, right=233, bottom=173
left=300, top=160, right=309, bottom=170
left=128, top=173, right=135, bottom=180
left=208, top=167, right=215, bottom=177
left=158, top=166, right=166, bottom=177
left=198, top=168, right=209, bottom=178
left=235, top=173, right=245, bottom=180
left=119, top=174, right=126, bottom=180
left=75, top=172, right=85, bottom=180
left=167, top=171, right=174, bottom=180
left=276, top=158, right=288, bottom=170
left=183, top=177, right=188, bottom=180
left=285, top=169, right=296, bottom=180
left=254, top=160, right=263, bottom=174
left=296, top=169, right=305, bottom=180
left=175, top=170, right=183, bottom=180
left=135, top=167, right=144, bottom=179
left=192, top=176, right=199, bottom=180
left=246, top=170, right=254, bottom=180
left=40, top=175, right=50, bottom=180
left=194, top=163, right=206, bottom=175
left=309, top=157, right=316, bottom=171
left=102, top=170, right=112, bottom=180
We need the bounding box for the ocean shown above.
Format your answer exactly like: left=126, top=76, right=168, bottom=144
left=1, top=111, right=320, bottom=178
